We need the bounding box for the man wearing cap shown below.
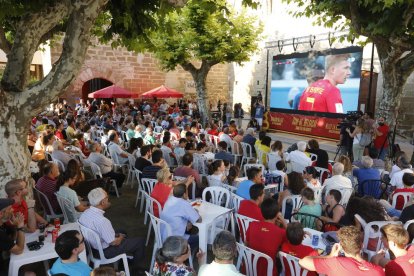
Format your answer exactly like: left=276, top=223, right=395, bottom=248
left=0, top=198, right=25, bottom=259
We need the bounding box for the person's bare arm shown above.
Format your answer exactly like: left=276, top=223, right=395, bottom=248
left=75, top=203, right=89, bottom=212
left=299, top=256, right=316, bottom=271
left=10, top=212, right=25, bottom=255
left=110, top=235, right=124, bottom=246
left=26, top=200, right=37, bottom=233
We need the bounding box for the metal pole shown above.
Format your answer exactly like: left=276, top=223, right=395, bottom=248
left=367, top=43, right=375, bottom=113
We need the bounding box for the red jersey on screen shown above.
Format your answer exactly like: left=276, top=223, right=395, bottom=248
left=385, top=246, right=414, bottom=276
left=298, top=79, right=344, bottom=113
left=373, top=124, right=390, bottom=149
left=246, top=221, right=286, bottom=276
left=313, top=256, right=384, bottom=276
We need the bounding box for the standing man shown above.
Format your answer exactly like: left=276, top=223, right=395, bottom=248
left=254, top=101, right=265, bottom=130
left=373, top=117, right=390, bottom=160
left=299, top=54, right=351, bottom=113
left=234, top=103, right=244, bottom=129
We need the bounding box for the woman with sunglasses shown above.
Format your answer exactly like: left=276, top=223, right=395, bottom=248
left=153, top=236, right=198, bottom=276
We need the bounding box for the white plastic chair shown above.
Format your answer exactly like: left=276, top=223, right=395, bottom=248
left=391, top=192, right=413, bottom=210
left=108, top=144, right=129, bottom=174
left=279, top=251, right=310, bottom=276
left=193, top=153, right=208, bottom=175
left=55, top=193, right=78, bottom=224
left=267, top=153, right=281, bottom=172
left=282, top=195, right=303, bottom=219
left=52, top=159, right=65, bottom=172
left=240, top=142, right=255, bottom=169
left=78, top=222, right=130, bottom=276
left=134, top=169, right=144, bottom=209
left=243, top=163, right=265, bottom=178
left=89, top=162, right=119, bottom=198
left=309, top=153, right=318, bottom=162
left=33, top=187, right=64, bottom=221
left=143, top=192, right=162, bottom=246
left=315, top=166, right=331, bottom=184
left=235, top=213, right=258, bottom=243
left=232, top=193, right=244, bottom=214
left=147, top=212, right=172, bottom=273
left=230, top=140, right=242, bottom=164
left=256, top=150, right=266, bottom=165
left=173, top=176, right=196, bottom=200
left=127, top=155, right=137, bottom=188
left=141, top=178, right=158, bottom=223
left=202, top=186, right=231, bottom=208
left=337, top=187, right=354, bottom=207
left=236, top=242, right=273, bottom=276
left=222, top=183, right=237, bottom=194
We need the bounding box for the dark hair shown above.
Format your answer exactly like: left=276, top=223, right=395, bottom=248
left=218, top=141, right=227, bottom=150
left=304, top=166, right=318, bottom=178
left=261, top=198, right=279, bottom=220
left=38, top=159, right=51, bottom=176
left=56, top=160, right=79, bottom=189
left=343, top=196, right=387, bottom=225
left=271, top=140, right=282, bottom=152
left=223, top=159, right=230, bottom=167
left=42, top=133, right=55, bottom=146
left=403, top=173, right=414, bottom=187
left=307, top=139, right=319, bottom=150
left=182, top=153, right=193, bottom=166
left=91, top=267, right=116, bottom=276
left=258, top=131, right=266, bottom=141
left=286, top=222, right=305, bottom=245
left=247, top=167, right=261, bottom=180
left=287, top=172, right=305, bottom=195
left=261, top=136, right=271, bottom=147
left=196, top=142, right=206, bottom=151
left=126, top=138, right=140, bottom=154
left=208, top=160, right=223, bottom=175
left=301, top=187, right=315, bottom=201
left=173, top=184, right=187, bottom=198
left=276, top=160, right=286, bottom=171
left=227, top=166, right=240, bottom=185
left=42, top=118, right=48, bottom=124
left=179, top=138, right=187, bottom=144
left=152, top=150, right=164, bottom=163
left=185, top=131, right=193, bottom=138
left=162, top=135, right=170, bottom=144
left=55, top=230, right=81, bottom=260
left=329, top=189, right=342, bottom=202
left=249, top=184, right=264, bottom=200
left=41, top=162, right=55, bottom=177
left=140, top=145, right=152, bottom=156
left=108, top=132, right=117, bottom=141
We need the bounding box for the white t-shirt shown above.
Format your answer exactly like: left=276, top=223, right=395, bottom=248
left=390, top=168, right=414, bottom=189
left=199, top=261, right=243, bottom=276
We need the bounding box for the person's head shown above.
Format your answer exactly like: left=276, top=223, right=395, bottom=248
left=258, top=131, right=266, bottom=141
left=156, top=167, right=173, bottom=184
left=249, top=184, right=265, bottom=204
left=5, top=179, right=28, bottom=201
left=185, top=131, right=193, bottom=140
left=42, top=133, right=55, bottom=146
left=0, top=198, right=15, bottom=223
left=212, top=230, right=237, bottom=262
left=276, top=160, right=286, bottom=171
left=261, top=136, right=272, bottom=147
left=108, top=132, right=118, bottom=143
left=271, top=140, right=283, bottom=152
left=227, top=165, right=240, bottom=183
left=260, top=197, right=279, bottom=220
left=297, top=141, right=307, bottom=152
left=88, top=188, right=110, bottom=209
left=381, top=224, right=409, bottom=252
left=196, top=142, right=206, bottom=152
left=127, top=138, right=141, bottom=153
left=303, top=166, right=318, bottom=181
left=223, top=127, right=229, bottom=134
left=55, top=230, right=85, bottom=261
left=162, top=135, right=170, bottom=145
left=361, top=156, right=374, bottom=169
left=338, top=155, right=352, bottom=172
left=91, top=267, right=117, bottom=276
left=155, top=236, right=190, bottom=265
left=89, top=142, right=102, bottom=153
left=182, top=153, right=193, bottom=167
left=209, top=159, right=225, bottom=175
left=57, top=165, right=79, bottom=188
left=179, top=138, right=187, bottom=148
left=301, top=187, right=315, bottom=203
left=368, top=147, right=379, bottom=159
left=326, top=189, right=342, bottom=204
left=332, top=162, right=345, bottom=175
left=173, top=184, right=187, bottom=199
left=42, top=162, right=60, bottom=180
left=247, top=167, right=263, bottom=184
left=287, top=172, right=305, bottom=195
left=398, top=154, right=411, bottom=169
left=402, top=173, right=414, bottom=187
left=238, top=129, right=244, bottom=136
left=344, top=196, right=387, bottom=224
left=337, top=226, right=362, bottom=256
left=307, top=139, right=319, bottom=150
left=377, top=116, right=386, bottom=126
left=218, top=141, right=228, bottom=151
left=286, top=222, right=305, bottom=245
left=324, top=54, right=351, bottom=85
left=246, top=128, right=255, bottom=136
left=152, top=150, right=164, bottom=165
left=140, top=145, right=152, bottom=158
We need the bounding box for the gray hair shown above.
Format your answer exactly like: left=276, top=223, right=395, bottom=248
left=361, top=156, right=374, bottom=168
left=297, top=141, right=307, bottom=152
left=332, top=162, right=344, bottom=175
left=155, top=236, right=188, bottom=264
left=89, top=142, right=100, bottom=152
left=5, top=179, right=25, bottom=197
left=246, top=128, right=254, bottom=135
left=398, top=154, right=411, bottom=169
left=87, top=188, right=107, bottom=206
left=212, top=230, right=237, bottom=261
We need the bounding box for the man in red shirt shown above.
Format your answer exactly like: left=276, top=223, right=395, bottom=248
left=372, top=224, right=414, bottom=276
left=373, top=117, right=390, bottom=160
left=299, top=226, right=384, bottom=276
left=238, top=184, right=265, bottom=221
left=299, top=54, right=351, bottom=113
left=246, top=198, right=287, bottom=276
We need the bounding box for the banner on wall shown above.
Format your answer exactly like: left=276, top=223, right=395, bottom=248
left=263, top=111, right=341, bottom=140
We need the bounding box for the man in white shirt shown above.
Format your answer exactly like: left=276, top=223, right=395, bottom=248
left=323, top=162, right=352, bottom=200
left=219, top=127, right=233, bottom=149
left=107, top=132, right=129, bottom=164
left=79, top=188, right=145, bottom=273
left=391, top=154, right=413, bottom=189
left=199, top=230, right=243, bottom=276
left=286, top=141, right=312, bottom=173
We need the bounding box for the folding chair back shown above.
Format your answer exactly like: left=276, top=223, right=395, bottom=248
left=236, top=242, right=273, bottom=276
left=202, top=186, right=231, bottom=208
left=279, top=252, right=310, bottom=276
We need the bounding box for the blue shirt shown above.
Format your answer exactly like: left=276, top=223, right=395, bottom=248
left=50, top=258, right=91, bottom=276
left=214, top=151, right=234, bottom=164
left=353, top=168, right=381, bottom=195
left=160, top=196, right=200, bottom=240
left=236, top=180, right=255, bottom=199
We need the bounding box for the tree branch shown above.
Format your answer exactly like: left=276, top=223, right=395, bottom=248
left=1, top=0, right=72, bottom=92
left=0, top=26, right=11, bottom=55
left=180, top=62, right=197, bottom=73
left=22, top=0, right=108, bottom=114
left=402, top=3, right=414, bottom=30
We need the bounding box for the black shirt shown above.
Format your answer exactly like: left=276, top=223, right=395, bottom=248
left=135, top=157, right=152, bottom=172
left=142, top=165, right=162, bottom=179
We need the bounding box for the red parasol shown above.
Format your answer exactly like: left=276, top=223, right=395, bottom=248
left=141, top=85, right=184, bottom=99
left=88, top=85, right=138, bottom=98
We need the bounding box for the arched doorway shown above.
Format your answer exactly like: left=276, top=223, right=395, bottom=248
left=82, top=78, right=113, bottom=102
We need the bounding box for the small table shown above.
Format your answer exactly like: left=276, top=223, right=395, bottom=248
left=303, top=228, right=327, bottom=252
left=193, top=201, right=232, bottom=264
left=9, top=223, right=87, bottom=276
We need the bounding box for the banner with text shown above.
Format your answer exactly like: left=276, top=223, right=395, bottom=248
left=263, top=111, right=341, bottom=140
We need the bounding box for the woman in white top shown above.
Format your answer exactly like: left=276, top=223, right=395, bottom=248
left=346, top=118, right=367, bottom=162
left=208, top=159, right=226, bottom=186
left=303, top=166, right=321, bottom=189
left=267, top=140, right=283, bottom=171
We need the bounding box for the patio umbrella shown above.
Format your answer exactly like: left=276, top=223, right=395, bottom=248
left=88, top=85, right=138, bottom=98
left=141, top=85, right=184, bottom=99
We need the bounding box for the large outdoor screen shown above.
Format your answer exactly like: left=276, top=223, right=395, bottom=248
left=270, top=46, right=363, bottom=117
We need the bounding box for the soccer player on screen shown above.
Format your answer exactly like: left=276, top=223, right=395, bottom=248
left=298, top=54, right=351, bottom=113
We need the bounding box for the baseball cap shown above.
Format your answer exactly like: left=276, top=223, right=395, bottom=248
left=0, top=198, right=14, bottom=211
